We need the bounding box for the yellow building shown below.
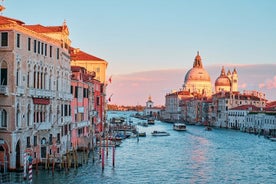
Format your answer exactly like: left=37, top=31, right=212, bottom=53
left=70, top=47, right=108, bottom=83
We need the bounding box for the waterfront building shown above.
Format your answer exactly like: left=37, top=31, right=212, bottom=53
left=228, top=105, right=260, bottom=130
left=70, top=66, right=95, bottom=150
left=0, top=16, right=72, bottom=170
left=69, top=48, right=107, bottom=141
left=244, top=103, right=276, bottom=136
left=143, top=95, right=161, bottom=118
left=211, top=91, right=267, bottom=128
left=70, top=47, right=108, bottom=84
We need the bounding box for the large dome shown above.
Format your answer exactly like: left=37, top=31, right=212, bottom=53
left=183, top=52, right=212, bottom=97
left=184, top=67, right=211, bottom=82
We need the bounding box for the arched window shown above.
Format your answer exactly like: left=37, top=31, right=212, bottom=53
left=16, top=103, right=21, bottom=128
left=0, top=109, right=7, bottom=128
left=33, top=65, right=36, bottom=88
left=16, top=61, right=21, bottom=86
left=0, top=61, right=7, bottom=85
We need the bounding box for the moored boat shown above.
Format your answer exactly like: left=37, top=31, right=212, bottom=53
left=173, top=123, right=187, bottom=131
left=269, top=136, right=276, bottom=142
left=151, top=130, right=170, bottom=136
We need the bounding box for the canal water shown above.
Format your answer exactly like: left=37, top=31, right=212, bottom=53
left=8, top=111, right=276, bottom=183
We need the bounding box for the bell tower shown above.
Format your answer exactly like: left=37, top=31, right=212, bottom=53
left=231, top=68, right=238, bottom=92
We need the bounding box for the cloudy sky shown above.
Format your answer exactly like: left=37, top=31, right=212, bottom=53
left=4, top=0, right=276, bottom=105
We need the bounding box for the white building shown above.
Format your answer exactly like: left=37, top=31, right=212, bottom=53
left=143, top=96, right=161, bottom=118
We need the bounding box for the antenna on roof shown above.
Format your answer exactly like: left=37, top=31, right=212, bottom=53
left=0, top=0, right=5, bottom=15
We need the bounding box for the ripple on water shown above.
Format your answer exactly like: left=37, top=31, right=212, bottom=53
left=30, top=111, right=276, bottom=184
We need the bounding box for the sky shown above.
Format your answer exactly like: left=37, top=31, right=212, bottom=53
left=3, top=0, right=276, bottom=105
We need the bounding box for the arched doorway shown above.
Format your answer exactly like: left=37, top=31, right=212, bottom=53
left=16, top=140, right=21, bottom=168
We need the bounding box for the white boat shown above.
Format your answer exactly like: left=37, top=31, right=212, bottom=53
left=173, top=123, right=186, bottom=131
left=151, top=130, right=170, bottom=136
left=269, top=137, right=276, bottom=142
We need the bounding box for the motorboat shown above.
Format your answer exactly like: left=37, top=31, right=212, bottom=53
left=151, top=130, right=170, bottom=136
left=138, top=132, right=146, bottom=137
left=269, top=136, right=276, bottom=142
left=147, top=118, right=155, bottom=125
left=173, top=123, right=187, bottom=131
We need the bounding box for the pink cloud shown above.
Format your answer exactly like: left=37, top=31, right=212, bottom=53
left=239, top=83, right=247, bottom=89
left=107, top=64, right=276, bottom=106
left=259, top=75, right=276, bottom=89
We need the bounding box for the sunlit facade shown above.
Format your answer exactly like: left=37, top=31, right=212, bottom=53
left=0, top=16, right=72, bottom=170
left=183, top=52, right=212, bottom=97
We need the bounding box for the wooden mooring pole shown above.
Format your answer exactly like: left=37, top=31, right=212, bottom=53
left=112, top=146, right=115, bottom=168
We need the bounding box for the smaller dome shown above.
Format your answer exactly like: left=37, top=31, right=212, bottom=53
left=215, top=66, right=231, bottom=87
left=215, top=76, right=231, bottom=86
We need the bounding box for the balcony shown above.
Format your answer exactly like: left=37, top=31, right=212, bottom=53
left=34, top=122, right=51, bottom=131
left=28, top=88, right=55, bottom=98
left=16, top=86, right=25, bottom=95
left=0, top=85, right=8, bottom=95
left=56, top=91, right=72, bottom=100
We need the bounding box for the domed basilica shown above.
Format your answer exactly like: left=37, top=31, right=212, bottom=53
left=183, top=52, right=238, bottom=97
left=183, top=52, right=212, bottom=97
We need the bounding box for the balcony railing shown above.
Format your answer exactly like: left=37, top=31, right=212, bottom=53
left=28, top=88, right=54, bottom=98
left=34, top=121, right=51, bottom=131
left=16, top=86, right=25, bottom=95
left=0, top=85, right=8, bottom=95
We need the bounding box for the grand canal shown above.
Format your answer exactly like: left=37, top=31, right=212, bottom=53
left=9, top=111, right=276, bottom=183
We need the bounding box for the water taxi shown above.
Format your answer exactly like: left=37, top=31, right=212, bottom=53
left=173, top=123, right=187, bottom=131
left=151, top=130, right=170, bottom=136
left=147, top=118, right=155, bottom=125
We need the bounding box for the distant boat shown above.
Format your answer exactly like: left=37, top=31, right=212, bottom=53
left=173, top=123, right=187, bottom=131
left=269, top=137, right=276, bottom=142
left=138, top=121, right=148, bottom=127
left=151, top=130, right=170, bottom=136
left=205, top=126, right=212, bottom=131
left=138, top=132, right=146, bottom=137
left=147, top=118, right=155, bottom=125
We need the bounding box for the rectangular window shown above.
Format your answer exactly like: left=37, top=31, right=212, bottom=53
left=45, top=44, right=47, bottom=56
left=57, top=48, right=60, bottom=59
left=41, top=43, right=44, bottom=55
left=28, top=38, right=31, bottom=51
left=97, top=96, right=100, bottom=106
left=74, top=86, right=78, bottom=98
left=1, top=68, right=7, bottom=85
left=34, top=136, right=37, bottom=146
left=50, top=45, right=52, bottom=57
left=38, top=41, right=40, bottom=54
left=27, top=137, right=31, bottom=148
left=16, top=34, right=20, bottom=48
left=49, top=134, right=52, bottom=145
left=1, top=32, right=8, bottom=47
left=34, top=40, right=37, bottom=53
